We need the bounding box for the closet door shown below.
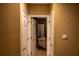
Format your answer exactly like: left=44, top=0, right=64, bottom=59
left=30, top=18, right=36, bottom=56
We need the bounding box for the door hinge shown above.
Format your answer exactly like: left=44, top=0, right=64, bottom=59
left=31, top=37, right=32, bottom=39
left=31, top=52, right=32, bottom=55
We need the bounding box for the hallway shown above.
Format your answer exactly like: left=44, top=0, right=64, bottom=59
left=0, top=3, right=79, bottom=56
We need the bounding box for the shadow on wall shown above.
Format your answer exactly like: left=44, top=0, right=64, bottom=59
left=0, top=4, right=20, bottom=56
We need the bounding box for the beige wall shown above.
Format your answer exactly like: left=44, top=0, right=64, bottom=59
left=0, top=4, right=20, bottom=56
left=54, top=4, right=79, bottom=56
left=27, top=4, right=50, bottom=15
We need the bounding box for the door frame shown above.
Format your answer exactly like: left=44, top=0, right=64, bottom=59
left=28, top=15, right=54, bottom=56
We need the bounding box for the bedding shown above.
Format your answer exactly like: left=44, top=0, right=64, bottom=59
left=38, top=37, right=46, bottom=48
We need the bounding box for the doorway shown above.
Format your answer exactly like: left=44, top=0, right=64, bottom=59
left=20, top=4, right=54, bottom=56
left=29, top=15, right=48, bottom=56
left=29, top=17, right=47, bottom=56
left=28, top=15, right=54, bottom=56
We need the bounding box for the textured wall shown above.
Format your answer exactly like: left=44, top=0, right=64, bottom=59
left=54, top=4, right=79, bottom=56
left=0, top=4, right=20, bottom=56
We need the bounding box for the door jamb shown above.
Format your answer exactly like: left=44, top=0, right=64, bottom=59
left=28, top=15, right=54, bottom=56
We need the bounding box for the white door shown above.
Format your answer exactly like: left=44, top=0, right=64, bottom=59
left=47, top=15, right=54, bottom=56
left=30, top=18, right=36, bottom=56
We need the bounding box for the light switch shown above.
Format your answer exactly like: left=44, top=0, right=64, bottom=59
left=62, top=34, right=67, bottom=40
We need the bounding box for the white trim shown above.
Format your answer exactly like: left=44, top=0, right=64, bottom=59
left=28, top=15, right=54, bottom=56
left=20, top=3, right=29, bottom=56
left=29, top=15, right=49, bottom=17
left=28, top=18, right=30, bottom=56
left=52, top=11, right=54, bottom=56
left=50, top=11, right=54, bottom=55
left=47, top=16, right=50, bottom=56
left=48, top=11, right=54, bottom=56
